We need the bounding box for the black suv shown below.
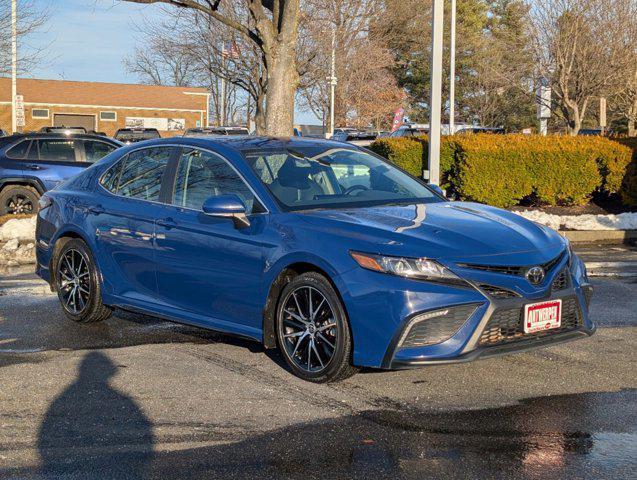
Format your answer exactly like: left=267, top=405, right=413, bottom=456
left=114, top=128, right=161, bottom=144
left=0, top=133, right=122, bottom=215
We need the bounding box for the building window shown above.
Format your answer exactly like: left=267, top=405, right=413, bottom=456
left=32, top=108, right=49, bottom=119
left=99, top=111, right=117, bottom=121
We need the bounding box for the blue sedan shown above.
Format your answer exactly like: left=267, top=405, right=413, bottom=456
left=35, top=136, right=594, bottom=382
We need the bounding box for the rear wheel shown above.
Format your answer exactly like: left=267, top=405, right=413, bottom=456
left=0, top=185, right=39, bottom=215
left=55, top=238, right=112, bottom=323
left=276, top=272, right=357, bottom=383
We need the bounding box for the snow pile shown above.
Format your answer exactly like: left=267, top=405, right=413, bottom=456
left=0, top=238, right=35, bottom=266
left=514, top=210, right=637, bottom=231
left=0, top=216, right=36, bottom=242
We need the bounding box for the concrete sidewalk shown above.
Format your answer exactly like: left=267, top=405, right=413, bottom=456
left=576, top=244, right=637, bottom=277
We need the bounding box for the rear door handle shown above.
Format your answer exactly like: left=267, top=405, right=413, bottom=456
left=25, top=164, right=42, bottom=171
left=156, top=217, right=177, bottom=229
left=87, top=205, right=104, bottom=215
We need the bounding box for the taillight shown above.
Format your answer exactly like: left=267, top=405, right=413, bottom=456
left=38, top=194, right=53, bottom=210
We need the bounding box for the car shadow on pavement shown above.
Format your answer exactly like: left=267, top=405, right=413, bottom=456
left=37, top=352, right=155, bottom=479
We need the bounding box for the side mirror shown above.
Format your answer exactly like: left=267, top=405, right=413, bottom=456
left=202, top=194, right=250, bottom=228
left=429, top=184, right=446, bottom=197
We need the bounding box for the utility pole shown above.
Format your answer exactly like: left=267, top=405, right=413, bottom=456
left=220, top=44, right=226, bottom=127
left=427, top=0, right=444, bottom=185
left=449, top=0, right=456, bottom=135
left=11, top=0, right=17, bottom=134
left=327, top=27, right=337, bottom=138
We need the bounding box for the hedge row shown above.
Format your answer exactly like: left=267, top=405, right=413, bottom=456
left=369, top=134, right=636, bottom=208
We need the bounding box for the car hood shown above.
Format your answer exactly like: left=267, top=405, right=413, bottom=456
left=298, top=202, right=565, bottom=262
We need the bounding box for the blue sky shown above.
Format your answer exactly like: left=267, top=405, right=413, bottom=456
left=27, top=0, right=318, bottom=123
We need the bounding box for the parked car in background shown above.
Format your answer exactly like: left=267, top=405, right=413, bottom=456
left=0, top=133, right=122, bottom=215
left=456, top=126, right=505, bottom=135
left=389, top=124, right=429, bottom=137
left=114, top=128, right=161, bottom=144
left=184, top=126, right=250, bottom=137
left=331, top=130, right=378, bottom=147
left=577, top=128, right=603, bottom=136
left=35, top=136, right=593, bottom=382
left=39, top=126, right=87, bottom=135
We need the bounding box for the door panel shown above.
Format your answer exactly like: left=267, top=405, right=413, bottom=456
left=90, top=146, right=174, bottom=301
left=154, top=148, right=269, bottom=335
left=23, top=139, right=87, bottom=191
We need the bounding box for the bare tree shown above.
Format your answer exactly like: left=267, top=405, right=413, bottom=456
left=529, top=0, right=635, bottom=135
left=124, top=7, right=266, bottom=129
left=121, top=0, right=301, bottom=136
left=0, top=0, right=48, bottom=76
left=297, top=0, right=395, bottom=130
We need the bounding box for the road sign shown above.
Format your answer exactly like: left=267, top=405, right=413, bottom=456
left=15, top=94, right=24, bottom=127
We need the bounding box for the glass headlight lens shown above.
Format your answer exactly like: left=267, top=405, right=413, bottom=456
left=350, top=252, right=464, bottom=285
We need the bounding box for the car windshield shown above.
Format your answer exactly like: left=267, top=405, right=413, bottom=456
left=244, top=147, right=442, bottom=211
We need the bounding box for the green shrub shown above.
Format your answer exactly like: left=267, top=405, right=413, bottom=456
left=368, top=137, right=423, bottom=178
left=368, top=136, right=456, bottom=188
left=370, top=133, right=637, bottom=208
left=613, top=137, right=637, bottom=206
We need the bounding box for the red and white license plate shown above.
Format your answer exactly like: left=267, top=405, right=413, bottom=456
left=524, top=299, right=562, bottom=334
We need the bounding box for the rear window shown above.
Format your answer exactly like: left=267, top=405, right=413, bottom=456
left=114, top=129, right=161, bottom=142
left=36, top=139, right=77, bottom=162
left=5, top=139, right=31, bottom=159
left=83, top=140, right=117, bottom=163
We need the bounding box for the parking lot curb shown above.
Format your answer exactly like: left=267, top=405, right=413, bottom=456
left=560, top=229, right=637, bottom=244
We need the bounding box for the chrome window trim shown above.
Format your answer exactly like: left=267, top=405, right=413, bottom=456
left=97, top=143, right=270, bottom=214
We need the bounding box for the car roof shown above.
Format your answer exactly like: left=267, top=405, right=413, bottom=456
left=133, top=135, right=358, bottom=157
left=1, top=132, right=122, bottom=143
left=187, top=135, right=354, bottom=152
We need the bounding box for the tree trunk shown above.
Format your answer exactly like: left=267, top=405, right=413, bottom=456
left=628, top=98, right=637, bottom=137
left=264, top=43, right=299, bottom=136
left=255, top=91, right=267, bottom=135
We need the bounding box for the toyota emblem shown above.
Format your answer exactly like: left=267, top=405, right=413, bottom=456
left=525, top=266, right=545, bottom=285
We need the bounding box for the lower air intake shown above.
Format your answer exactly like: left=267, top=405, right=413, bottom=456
left=399, top=304, right=480, bottom=348
left=478, top=297, right=581, bottom=347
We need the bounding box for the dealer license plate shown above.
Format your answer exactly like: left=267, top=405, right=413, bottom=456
left=524, top=299, right=562, bottom=334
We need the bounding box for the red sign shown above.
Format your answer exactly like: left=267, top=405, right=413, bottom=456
left=391, top=107, right=404, bottom=132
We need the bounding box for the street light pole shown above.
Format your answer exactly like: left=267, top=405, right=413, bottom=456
left=11, top=0, right=17, bottom=134
left=427, top=0, right=444, bottom=185
left=327, top=27, right=337, bottom=138
left=449, top=0, right=456, bottom=135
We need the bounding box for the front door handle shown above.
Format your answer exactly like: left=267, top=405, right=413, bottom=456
left=25, top=164, right=42, bottom=171
left=87, top=205, right=104, bottom=215
left=156, top=217, right=177, bottom=229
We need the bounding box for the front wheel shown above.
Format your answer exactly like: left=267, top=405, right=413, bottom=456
left=55, top=238, right=113, bottom=323
left=276, top=272, right=357, bottom=382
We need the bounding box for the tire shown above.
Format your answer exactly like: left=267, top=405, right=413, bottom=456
left=54, top=238, right=112, bottom=323
left=276, top=272, right=358, bottom=383
left=0, top=184, right=40, bottom=216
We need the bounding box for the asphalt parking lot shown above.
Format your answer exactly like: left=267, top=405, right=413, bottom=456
left=0, top=248, right=635, bottom=479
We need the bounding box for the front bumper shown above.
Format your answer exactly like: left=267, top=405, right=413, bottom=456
left=340, top=250, right=594, bottom=369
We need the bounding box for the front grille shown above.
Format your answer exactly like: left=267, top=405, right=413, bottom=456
left=458, top=249, right=566, bottom=277
left=478, top=284, right=520, bottom=299
left=551, top=269, right=569, bottom=291
left=478, top=297, right=581, bottom=347
left=400, top=304, right=479, bottom=348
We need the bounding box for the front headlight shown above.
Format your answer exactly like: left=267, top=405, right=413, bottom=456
left=350, top=251, right=466, bottom=286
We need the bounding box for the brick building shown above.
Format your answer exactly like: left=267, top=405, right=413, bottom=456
left=0, top=78, right=210, bottom=136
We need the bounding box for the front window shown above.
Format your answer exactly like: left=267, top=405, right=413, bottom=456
left=173, top=148, right=257, bottom=213
left=244, top=147, right=441, bottom=211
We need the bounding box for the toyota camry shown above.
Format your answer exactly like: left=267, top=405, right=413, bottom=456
left=35, top=136, right=594, bottom=382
